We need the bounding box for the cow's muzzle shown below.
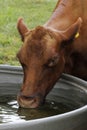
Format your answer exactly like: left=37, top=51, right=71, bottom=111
left=17, top=93, right=44, bottom=108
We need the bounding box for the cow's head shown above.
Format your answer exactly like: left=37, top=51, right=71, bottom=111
left=17, top=18, right=82, bottom=108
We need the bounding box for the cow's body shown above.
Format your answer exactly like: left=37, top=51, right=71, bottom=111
left=17, top=0, right=87, bottom=108
left=45, top=0, right=87, bottom=80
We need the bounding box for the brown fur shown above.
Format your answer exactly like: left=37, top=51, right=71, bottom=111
left=17, top=0, right=87, bottom=108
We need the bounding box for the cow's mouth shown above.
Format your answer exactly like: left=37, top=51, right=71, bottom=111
left=17, top=94, right=45, bottom=108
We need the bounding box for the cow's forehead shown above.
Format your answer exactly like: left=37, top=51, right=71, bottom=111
left=24, top=27, right=57, bottom=56
left=25, top=26, right=56, bottom=43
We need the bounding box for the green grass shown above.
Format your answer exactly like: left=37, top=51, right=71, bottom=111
left=0, top=0, right=57, bottom=65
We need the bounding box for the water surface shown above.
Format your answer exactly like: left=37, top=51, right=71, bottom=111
left=0, top=95, right=80, bottom=124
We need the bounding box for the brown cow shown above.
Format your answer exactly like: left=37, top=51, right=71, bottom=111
left=17, top=0, right=87, bottom=108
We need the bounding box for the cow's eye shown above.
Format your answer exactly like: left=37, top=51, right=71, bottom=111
left=47, top=56, right=59, bottom=67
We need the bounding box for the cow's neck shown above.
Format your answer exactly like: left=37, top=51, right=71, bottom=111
left=44, top=0, right=82, bottom=31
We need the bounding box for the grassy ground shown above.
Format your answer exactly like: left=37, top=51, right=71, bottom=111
left=0, top=0, right=57, bottom=65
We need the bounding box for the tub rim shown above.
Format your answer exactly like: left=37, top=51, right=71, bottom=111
left=0, top=64, right=87, bottom=127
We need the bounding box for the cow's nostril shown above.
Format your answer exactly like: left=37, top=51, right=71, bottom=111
left=17, top=92, right=45, bottom=108
left=18, top=92, right=43, bottom=101
left=22, top=95, right=35, bottom=100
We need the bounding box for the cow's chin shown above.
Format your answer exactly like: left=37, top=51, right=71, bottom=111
left=17, top=95, right=44, bottom=109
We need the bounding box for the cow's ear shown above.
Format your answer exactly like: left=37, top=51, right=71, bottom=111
left=61, top=17, right=82, bottom=41
left=17, top=18, right=29, bottom=41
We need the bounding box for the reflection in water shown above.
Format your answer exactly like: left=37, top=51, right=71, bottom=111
left=0, top=101, right=20, bottom=123
left=0, top=95, right=84, bottom=124
left=17, top=100, right=74, bottom=121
